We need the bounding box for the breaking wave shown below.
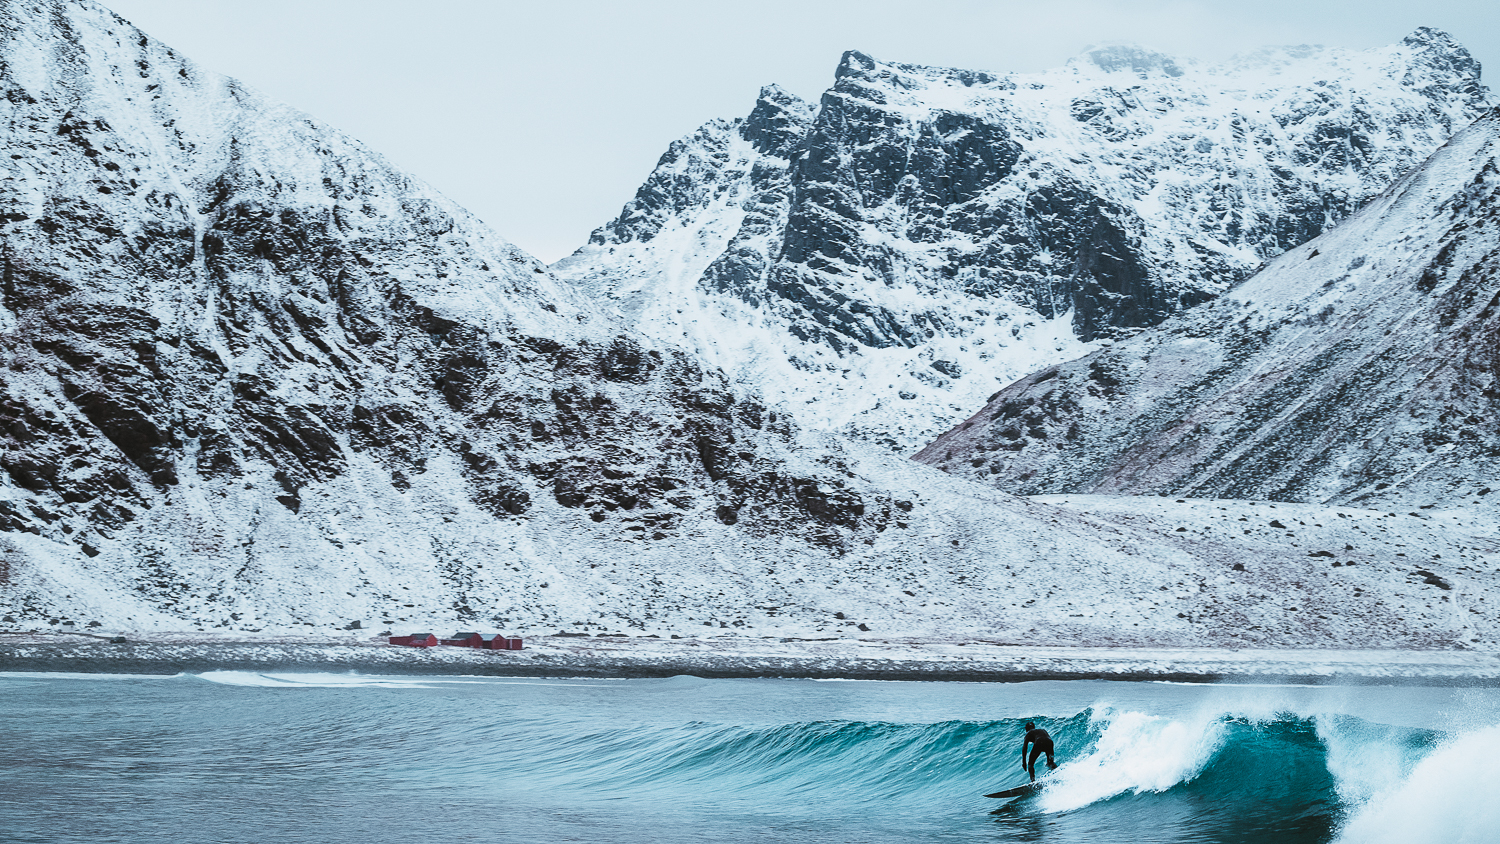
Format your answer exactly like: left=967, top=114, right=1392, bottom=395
left=476, top=701, right=1462, bottom=842
left=5, top=671, right=1494, bottom=843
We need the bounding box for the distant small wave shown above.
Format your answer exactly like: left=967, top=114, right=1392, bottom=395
left=0, top=670, right=183, bottom=682
left=193, top=671, right=485, bottom=689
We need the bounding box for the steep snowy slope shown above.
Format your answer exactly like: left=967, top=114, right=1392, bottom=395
left=556, top=34, right=1491, bottom=451
left=918, top=107, right=1500, bottom=511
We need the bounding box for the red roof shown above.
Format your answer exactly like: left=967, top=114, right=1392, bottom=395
left=389, top=633, right=439, bottom=647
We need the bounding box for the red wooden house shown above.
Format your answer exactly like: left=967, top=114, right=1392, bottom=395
left=441, top=632, right=485, bottom=648
left=388, top=633, right=439, bottom=647
left=486, top=636, right=524, bottom=651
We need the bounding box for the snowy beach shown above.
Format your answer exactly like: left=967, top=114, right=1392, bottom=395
left=4, top=632, right=1499, bottom=684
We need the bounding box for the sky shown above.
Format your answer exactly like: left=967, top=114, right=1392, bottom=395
left=101, top=1, right=1500, bottom=263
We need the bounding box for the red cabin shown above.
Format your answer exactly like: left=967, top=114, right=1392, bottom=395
left=486, top=636, right=524, bottom=651
left=388, top=633, right=439, bottom=648
left=441, top=632, right=485, bottom=648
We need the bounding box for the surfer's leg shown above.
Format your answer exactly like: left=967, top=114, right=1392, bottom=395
left=1045, top=750, right=1056, bottom=770
left=1027, top=746, right=1041, bottom=781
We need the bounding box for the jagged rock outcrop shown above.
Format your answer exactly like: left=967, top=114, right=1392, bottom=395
left=917, top=107, right=1500, bottom=510
left=557, top=33, right=1492, bottom=450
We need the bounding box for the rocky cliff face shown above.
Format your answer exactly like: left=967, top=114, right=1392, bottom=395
left=557, top=33, right=1491, bottom=450
left=917, top=107, right=1500, bottom=510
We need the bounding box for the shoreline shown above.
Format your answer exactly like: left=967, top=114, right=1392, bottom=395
left=4, top=633, right=1500, bottom=685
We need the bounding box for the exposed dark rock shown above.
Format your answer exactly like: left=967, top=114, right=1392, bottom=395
left=1420, top=572, right=1454, bottom=590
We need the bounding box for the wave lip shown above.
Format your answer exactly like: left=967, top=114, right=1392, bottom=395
left=1037, top=708, right=1225, bottom=812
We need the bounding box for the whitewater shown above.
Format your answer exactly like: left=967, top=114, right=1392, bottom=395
left=2, top=673, right=1496, bottom=843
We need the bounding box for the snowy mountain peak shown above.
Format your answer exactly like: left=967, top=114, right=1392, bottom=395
left=557, top=33, right=1494, bottom=451
left=743, top=84, right=814, bottom=156
left=834, top=49, right=1005, bottom=90
left=1403, top=25, right=1477, bottom=60
left=1074, top=44, right=1186, bottom=78
left=1397, top=27, right=1487, bottom=112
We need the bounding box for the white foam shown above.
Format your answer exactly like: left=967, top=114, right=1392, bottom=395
left=194, top=671, right=477, bottom=689
left=1036, top=708, right=1225, bottom=812
left=1318, top=715, right=1419, bottom=807
left=1152, top=681, right=1331, bottom=689
left=1334, top=724, right=1500, bottom=843
left=191, top=671, right=616, bottom=689
left=0, top=671, right=182, bottom=682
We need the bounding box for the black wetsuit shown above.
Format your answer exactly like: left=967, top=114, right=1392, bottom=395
left=1022, top=728, right=1056, bottom=781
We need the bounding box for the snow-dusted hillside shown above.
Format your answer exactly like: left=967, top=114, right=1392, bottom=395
left=556, top=33, right=1491, bottom=451
left=918, top=107, right=1500, bottom=512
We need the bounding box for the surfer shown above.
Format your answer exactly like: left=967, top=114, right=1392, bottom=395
left=1020, top=722, right=1057, bottom=781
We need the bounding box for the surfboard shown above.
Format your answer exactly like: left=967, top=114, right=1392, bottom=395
left=985, top=781, right=1043, bottom=799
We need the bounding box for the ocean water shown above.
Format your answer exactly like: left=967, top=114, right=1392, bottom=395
left=2, top=672, right=1497, bottom=843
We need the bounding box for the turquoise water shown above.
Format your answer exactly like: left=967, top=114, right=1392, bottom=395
left=2, top=672, right=1497, bottom=843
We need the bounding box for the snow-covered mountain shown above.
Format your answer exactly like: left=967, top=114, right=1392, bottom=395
left=556, top=33, right=1491, bottom=451
left=1, top=0, right=1496, bottom=653
left=0, top=0, right=917, bottom=632
left=917, top=106, right=1500, bottom=512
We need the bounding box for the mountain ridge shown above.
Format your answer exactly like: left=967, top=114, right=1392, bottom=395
left=557, top=30, right=1492, bottom=450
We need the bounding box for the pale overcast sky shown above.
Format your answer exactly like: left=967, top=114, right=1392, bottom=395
left=100, top=1, right=1499, bottom=262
